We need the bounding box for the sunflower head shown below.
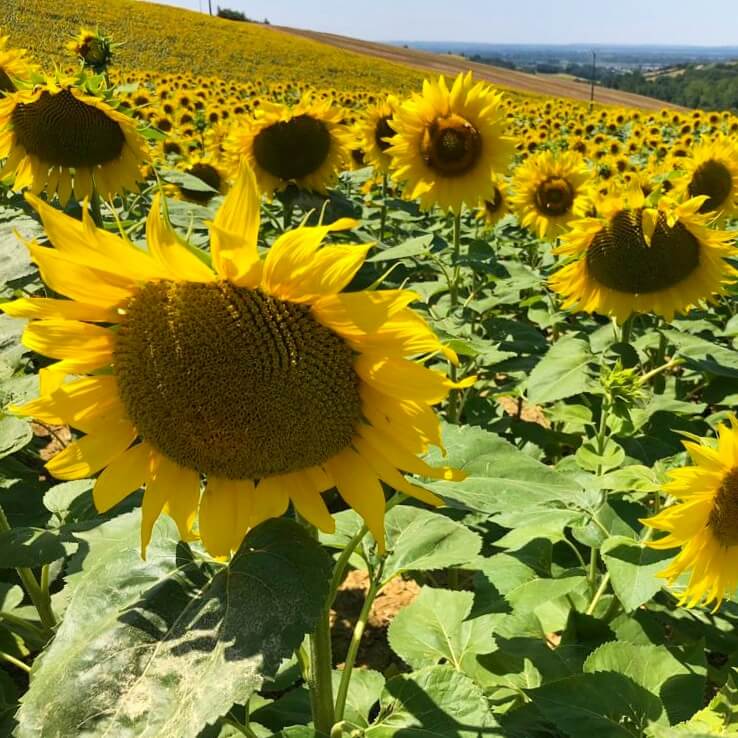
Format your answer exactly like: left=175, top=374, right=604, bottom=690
left=476, top=177, right=510, bottom=228
left=0, top=33, right=37, bottom=94
left=358, top=95, right=398, bottom=173
left=387, top=72, right=515, bottom=213
left=643, top=416, right=738, bottom=609
left=226, top=96, right=351, bottom=197
left=0, top=79, right=147, bottom=203
left=672, top=138, right=738, bottom=221
left=67, top=28, right=114, bottom=72
left=168, top=155, right=229, bottom=204
left=551, top=188, right=738, bottom=322
left=509, top=150, right=592, bottom=239
left=2, top=164, right=468, bottom=559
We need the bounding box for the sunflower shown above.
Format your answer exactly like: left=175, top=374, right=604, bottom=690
left=550, top=187, right=737, bottom=322
left=1, top=165, right=470, bottom=558
left=476, top=177, right=510, bottom=228
left=67, top=28, right=114, bottom=72
left=509, top=150, right=592, bottom=239
left=170, top=155, right=229, bottom=204
left=672, top=137, right=738, bottom=222
left=226, top=95, right=351, bottom=197
left=0, top=79, right=146, bottom=203
left=643, top=417, right=738, bottom=609
left=386, top=72, right=514, bottom=212
left=358, top=95, right=398, bottom=174
left=0, top=33, right=37, bottom=94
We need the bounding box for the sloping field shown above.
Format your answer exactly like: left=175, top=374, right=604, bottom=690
left=278, top=26, right=684, bottom=110
left=2, top=0, right=425, bottom=91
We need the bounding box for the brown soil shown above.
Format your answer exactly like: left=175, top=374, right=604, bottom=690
left=330, top=569, right=419, bottom=673
left=276, top=26, right=685, bottom=112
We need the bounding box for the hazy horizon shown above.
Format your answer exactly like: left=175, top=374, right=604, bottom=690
left=144, top=0, right=738, bottom=46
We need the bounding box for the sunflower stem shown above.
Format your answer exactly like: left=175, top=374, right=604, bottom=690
left=90, top=187, right=104, bottom=228
left=379, top=174, right=388, bottom=243
left=334, top=558, right=384, bottom=724
left=0, top=504, right=56, bottom=635
left=586, top=572, right=611, bottom=615
left=449, top=209, right=463, bottom=307
left=620, top=315, right=634, bottom=344
left=0, top=650, right=31, bottom=674
left=283, top=201, right=294, bottom=231
left=308, top=605, right=335, bottom=734
left=328, top=524, right=368, bottom=609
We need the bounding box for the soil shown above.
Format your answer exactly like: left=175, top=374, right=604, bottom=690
left=330, top=569, right=420, bottom=673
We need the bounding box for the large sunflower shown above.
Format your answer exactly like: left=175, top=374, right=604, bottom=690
left=550, top=187, right=737, bottom=322
left=386, top=72, right=514, bottom=212
left=0, top=79, right=146, bottom=203
left=226, top=95, right=351, bottom=197
left=0, top=33, right=37, bottom=94
left=643, top=417, right=738, bottom=609
left=672, top=137, right=738, bottom=222
left=2, top=165, right=470, bottom=558
left=476, top=176, right=510, bottom=228
left=509, top=150, right=592, bottom=239
left=358, top=95, right=398, bottom=174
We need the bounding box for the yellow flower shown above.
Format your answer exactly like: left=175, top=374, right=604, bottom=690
left=358, top=95, right=398, bottom=174
left=170, top=155, right=229, bottom=204
left=67, top=28, right=114, bottom=71
left=550, top=187, right=737, bottom=323
left=226, top=95, right=351, bottom=197
left=386, top=72, right=514, bottom=212
left=672, top=137, right=738, bottom=222
left=0, top=80, right=146, bottom=203
left=476, top=177, right=510, bottom=228
left=509, top=150, right=592, bottom=239
left=1, top=165, right=470, bottom=558
left=643, top=417, right=738, bottom=609
left=0, top=33, right=37, bottom=94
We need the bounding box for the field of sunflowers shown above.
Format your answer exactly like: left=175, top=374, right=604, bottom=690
left=3, top=11, right=738, bottom=738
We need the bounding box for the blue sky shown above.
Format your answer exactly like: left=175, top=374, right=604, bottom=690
left=146, top=0, right=738, bottom=45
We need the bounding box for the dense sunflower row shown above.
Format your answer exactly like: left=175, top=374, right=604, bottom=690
left=2, top=29, right=738, bottom=612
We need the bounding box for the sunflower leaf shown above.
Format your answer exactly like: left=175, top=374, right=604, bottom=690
left=15, top=512, right=332, bottom=738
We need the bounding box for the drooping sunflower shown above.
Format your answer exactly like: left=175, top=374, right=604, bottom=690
left=67, top=28, right=114, bottom=72
left=2, top=165, right=470, bottom=558
left=509, top=150, right=592, bottom=239
left=386, top=72, right=515, bottom=212
left=0, top=79, right=146, bottom=203
left=358, top=95, right=398, bottom=174
left=476, top=177, right=510, bottom=228
left=672, top=137, right=738, bottom=222
left=169, top=155, right=229, bottom=204
left=643, top=416, right=738, bottom=609
left=0, top=33, right=37, bottom=94
left=550, top=187, right=737, bottom=322
left=226, top=95, right=351, bottom=197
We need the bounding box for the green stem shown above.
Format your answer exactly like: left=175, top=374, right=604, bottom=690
left=0, top=505, right=56, bottom=633
left=283, top=201, right=293, bottom=231
left=379, top=174, right=388, bottom=243
left=327, top=525, right=368, bottom=610
left=586, top=572, right=611, bottom=615
left=620, top=314, right=634, bottom=344
left=637, top=358, right=684, bottom=387
left=89, top=187, right=104, bottom=228
left=334, top=560, right=384, bottom=724
left=449, top=209, right=463, bottom=307
left=0, top=651, right=30, bottom=673
left=588, top=546, right=599, bottom=590
left=308, top=606, right=335, bottom=734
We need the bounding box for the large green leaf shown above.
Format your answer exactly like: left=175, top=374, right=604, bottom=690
left=526, top=335, right=597, bottom=404
left=387, top=587, right=496, bottom=671
left=331, top=669, right=385, bottom=728
left=665, top=331, right=738, bottom=379
left=422, top=424, right=587, bottom=514
left=0, top=527, right=66, bottom=568
left=601, top=536, right=674, bottom=612
left=0, top=416, right=32, bottom=460
left=381, top=506, right=481, bottom=583
left=0, top=207, right=41, bottom=285
left=15, top=513, right=332, bottom=738
left=365, top=666, right=500, bottom=737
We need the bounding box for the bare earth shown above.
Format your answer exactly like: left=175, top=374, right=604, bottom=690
left=277, top=26, right=685, bottom=111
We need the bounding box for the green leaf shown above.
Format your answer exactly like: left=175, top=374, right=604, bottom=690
left=381, top=506, right=481, bottom=583
left=0, top=206, right=41, bottom=285
left=0, top=668, right=18, bottom=737
left=601, top=536, right=674, bottom=612
left=665, top=330, right=738, bottom=379
left=585, top=641, right=706, bottom=725
left=388, top=588, right=496, bottom=671
left=365, top=666, right=500, bottom=737
left=526, top=335, right=596, bottom=405
left=506, top=573, right=587, bottom=611
left=493, top=508, right=581, bottom=549
left=0, top=415, right=32, bottom=459
left=367, top=235, right=433, bottom=262
left=0, top=582, right=23, bottom=612
left=0, top=527, right=66, bottom=568
left=331, top=669, right=385, bottom=728
left=422, top=424, right=587, bottom=514
left=575, top=437, right=626, bottom=473
left=530, top=671, right=664, bottom=737
left=15, top=513, right=332, bottom=738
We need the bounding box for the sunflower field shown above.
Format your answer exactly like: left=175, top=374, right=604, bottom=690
left=3, top=16, right=738, bottom=738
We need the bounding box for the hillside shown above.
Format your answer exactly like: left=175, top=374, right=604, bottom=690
left=278, top=27, right=685, bottom=110
left=3, top=0, right=425, bottom=91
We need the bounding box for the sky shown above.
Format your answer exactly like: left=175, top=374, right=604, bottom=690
left=145, top=0, right=738, bottom=46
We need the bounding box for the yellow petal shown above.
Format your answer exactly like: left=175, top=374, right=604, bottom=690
left=210, top=163, right=261, bottom=284
left=251, top=476, right=290, bottom=528
left=146, top=193, right=214, bottom=282
left=0, top=297, right=117, bottom=323
left=93, top=441, right=153, bottom=512
left=325, top=446, right=386, bottom=554
left=284, top=244, right=372, bottom=301
left=22, top=319, right=114, bottom=362
left=45, top=419, right=137, bottom=481
left=200, top=476, right=249, bottom=557
left=163, top=466, right=201, bottom=541
left=281, top=470, right=335, bottom=533
left=312, top=290, right=418, bottom=335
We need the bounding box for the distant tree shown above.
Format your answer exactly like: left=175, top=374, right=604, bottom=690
left=216, top=6, right=252, bottom=21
